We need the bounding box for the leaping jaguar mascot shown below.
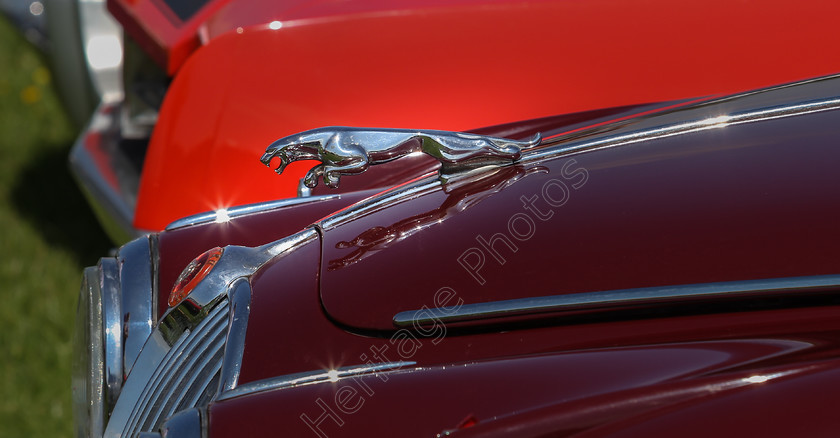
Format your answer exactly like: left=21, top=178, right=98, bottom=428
left=260, top=127, right=542, bottom=188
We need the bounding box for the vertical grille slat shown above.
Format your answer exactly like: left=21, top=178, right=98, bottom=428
left=142, top=326, right=227, bottom=431
left=179, top=359, right=223, bottom=413
left=122, top=299, right=230, bottom=436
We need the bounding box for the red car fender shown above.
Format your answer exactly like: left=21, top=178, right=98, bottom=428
left=135, top=0, right=840, bottom=231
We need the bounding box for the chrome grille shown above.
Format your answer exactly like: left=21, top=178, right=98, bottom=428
left=121, top=299, right=230, bottom=436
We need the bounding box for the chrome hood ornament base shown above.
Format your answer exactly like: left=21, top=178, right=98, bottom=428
left=260, top=127, right=541, bottom=188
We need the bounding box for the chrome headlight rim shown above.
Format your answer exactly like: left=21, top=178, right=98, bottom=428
left=73, top=266, right=106, bottom=438
left=73, top=234, right=157, bottom=436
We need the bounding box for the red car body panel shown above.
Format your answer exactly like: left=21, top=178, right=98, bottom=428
left=129, top=0, right=840, bottom=231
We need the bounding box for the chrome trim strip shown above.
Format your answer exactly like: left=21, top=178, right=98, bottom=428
left=525, top=97, right=840, bottom=163
left=150, top=234, right=160, bottom=326
left=218, top=278, right=251, bottom=393
left=163, top=228, right=318, bottom=318
left=99, top=257, right=123, bottom=413
left=165, top=195, right=340, bottom=231
left=393, top=274, right=840, bottom=326
left=117, top=236, right=155, bottom=377
left=218, top=362, right=415, bottom=401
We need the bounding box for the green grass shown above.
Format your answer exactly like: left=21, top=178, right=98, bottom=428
left=0, top=16, right=111, bottom=437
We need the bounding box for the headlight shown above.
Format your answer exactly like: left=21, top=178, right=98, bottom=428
left=72, top=266, right=106, bottom=437
left=73, top=235, right=156, bottom=437
left=74, top=228, right=314, bottom=436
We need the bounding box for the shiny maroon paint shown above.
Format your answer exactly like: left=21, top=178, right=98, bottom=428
left=217, top=247, right=840, bottom=435
left=155, top=191, right=375, bottom=318
left=216, top=222, right=840, bottom=436
left=161, top=76, right=840, bottom=436
left=236, top=237, right=840, bottom=382
left=318, top=79, right=840, bottom=330
left=443, top=359, right=840, bottom=437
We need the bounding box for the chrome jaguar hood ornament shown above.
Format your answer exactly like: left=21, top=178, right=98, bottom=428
left=260, top=127, right=541, bottom=188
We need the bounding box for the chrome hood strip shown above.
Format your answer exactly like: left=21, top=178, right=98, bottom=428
left=527, top=96, right=840, bottom=163
left=165, top=195, right=339, bottom=230
left=394, top=274, right=840, bottom=326
left=218, top=278, right=251, bottom=393
left=166, top=228, right=318, bottom=315
left=217, top=362, right=416, bottom=401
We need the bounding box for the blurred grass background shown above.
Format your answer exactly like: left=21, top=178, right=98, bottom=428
left=0, top=14, right=110, bottom=436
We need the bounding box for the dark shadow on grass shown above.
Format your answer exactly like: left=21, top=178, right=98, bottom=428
left=11, top=142, right=112, bottom=265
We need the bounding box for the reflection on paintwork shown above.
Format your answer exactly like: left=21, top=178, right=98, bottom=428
left=327, top=165, right=547, bottom=270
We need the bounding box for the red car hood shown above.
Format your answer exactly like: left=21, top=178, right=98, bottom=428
left=130, top=0, right=840, bottom=231
left=316, top=77, right=840, bottom=331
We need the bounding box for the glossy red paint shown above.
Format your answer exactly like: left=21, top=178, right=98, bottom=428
left=318, top=80, right=840, bottom=331
left=133, top=0, right=840, bottom=231
left=107, top=0, right=231, bottom=75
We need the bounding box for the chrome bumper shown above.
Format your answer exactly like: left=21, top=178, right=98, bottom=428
left=69, top=102, right=147, bottom=243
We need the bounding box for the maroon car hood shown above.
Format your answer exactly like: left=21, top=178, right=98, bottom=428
left=213, top=336, right=840, bottom=437
left=317, top=78, right=840, bottom=331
